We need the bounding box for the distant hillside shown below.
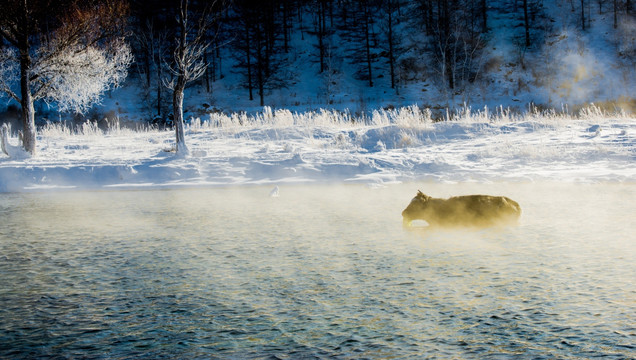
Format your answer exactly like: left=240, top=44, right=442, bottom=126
left=2, top=0, right=635, bottom=126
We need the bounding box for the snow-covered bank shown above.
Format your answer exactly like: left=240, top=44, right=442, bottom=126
left=0, top=107, right=634, bottom=192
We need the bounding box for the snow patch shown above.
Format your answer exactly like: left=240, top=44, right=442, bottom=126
left=1, top=107, right=635, bottom=192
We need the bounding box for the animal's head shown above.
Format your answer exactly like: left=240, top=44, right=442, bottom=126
left=402, top=190, right=431, bottom=226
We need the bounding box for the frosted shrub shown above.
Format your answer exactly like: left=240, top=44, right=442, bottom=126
left=311, top=109, right=342, bottom=127
left=40, top=122, right=73, bottom=138
left=262, top=106, right=274, bottom=123
left=188, top=117, right=203, bottom=132
left=332, top=133, right=350, bottom=149
left=206, top=112, right=232, bottom=128
left=370, top=109, right=391, bottom=126
left=106, top=117, right=121, bottom=134
left=450, top=105, right=491, bottom=123
left=578, top=104, right=606, bottom=120
left=273, top=109, right=294, bottom=126
left=234, top=112, right=249, bottom=127
left=199, top=106, right=445, bottom=130
left=527, top=106, right=570, bottom=129
left=395, top=105, right=433, bottom=128
left=398, top=130, right=417, bottom=148
left=492, top=105, right=517, bottom=123
left=39, top=42, right=133, bottom=114
left=80, top=121, right=102, bottom=137
left=191, top=103, right=636, bottom=138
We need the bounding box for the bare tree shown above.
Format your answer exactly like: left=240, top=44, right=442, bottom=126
left=582, top=0, right=587, bottom=30
left=482, top=0, right=488, bottom=32
left=387, top=0, right=397, bottom=89
left=167, top=0, right=223, bottom=155
left=340, top=0, right=378, bottom=87
left=134, top=19, right=169, bottom=118
left=524, top=0, right=531, bottom=47
left=0, top=0, right=131, bottom=155
left=377, top=0, right=402, bottom=90
left=231, top=0, right=287, bottom=107
left=131, top=0, right=172, bottom=120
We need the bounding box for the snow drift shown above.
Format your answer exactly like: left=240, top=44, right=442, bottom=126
left=0, top=106, right=634, bottom=192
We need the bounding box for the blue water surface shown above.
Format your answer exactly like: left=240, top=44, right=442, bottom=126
left=0, top=183, right=634, bottom=359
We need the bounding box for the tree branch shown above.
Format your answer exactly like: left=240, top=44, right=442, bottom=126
left=0, top=84, right=19, bottom=102
left=0, top=28, right=19, bottom=47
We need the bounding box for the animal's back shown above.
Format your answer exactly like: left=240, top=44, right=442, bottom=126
left=447, top=195, right=521, bottom=226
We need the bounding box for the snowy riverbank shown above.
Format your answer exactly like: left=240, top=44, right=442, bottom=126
left=0, top=106, right=634, bottom=192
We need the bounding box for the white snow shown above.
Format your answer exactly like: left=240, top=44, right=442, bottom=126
left=0, top=106, right=634, bottom=192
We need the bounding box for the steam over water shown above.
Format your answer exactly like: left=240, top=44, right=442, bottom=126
left=1, top=183, right=634, bottom=359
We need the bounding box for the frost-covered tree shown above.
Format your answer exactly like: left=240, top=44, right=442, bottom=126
left=0, top=0, right=132, bottom=155
left=167, top=0, right=224, bottom=155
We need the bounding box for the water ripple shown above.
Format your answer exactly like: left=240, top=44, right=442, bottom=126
left=1, top=184, right=635, bottom=359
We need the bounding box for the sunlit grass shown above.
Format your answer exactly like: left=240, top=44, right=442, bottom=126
left=34, top=103, right=632, bottom=140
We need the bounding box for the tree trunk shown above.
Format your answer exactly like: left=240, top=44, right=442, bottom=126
left=581, top=0, right=586, bottom=30
left=256, top=30, right=265, bottom=107
left=318, top=0, right=326, bottom=73
left=216, top=41, right=222, bottom=80
left=482, top=0, right=487, bottom=33
left=442, top=0, right=454, bottom=90
left=282, top=1, right=289, bottom=53
left=157, top=57, right=162, bottom=117
left=388, top=0, right=395, bottom=89
left=173, top=76, right=189, bottom=155
left=524, top=0, right=530, bottom=47
left=299, top=3, right=305, bottom=40
left=19, top=21, right=36, bottom=154
left=204, top=51, right=210, bottom=93
left=173, top=0, right=189, bottom=156
left=145, top=49, right=151, bottom=87
left=245, top=20, right=253, bottom=101
left=1, top=124, right=9, bottom=156
left=364, top=4, right=373, bottom=87
left=20, top=87, right=36, bottom=154
left=211, top=47, right=217, bottom=82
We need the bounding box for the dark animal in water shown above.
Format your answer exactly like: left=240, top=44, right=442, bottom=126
left=402, top=191, right=521, bottom=228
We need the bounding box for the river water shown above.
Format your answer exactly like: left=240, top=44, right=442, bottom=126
left=0, top=183, right=634, bottom=359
